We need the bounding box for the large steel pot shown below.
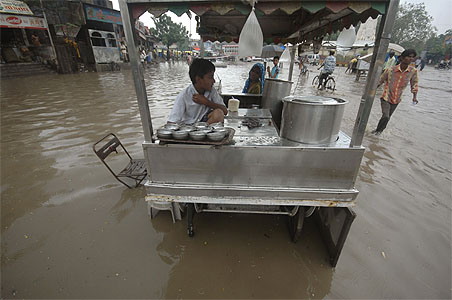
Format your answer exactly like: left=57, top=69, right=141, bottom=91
left=261, top=78, right=293, bottom=130
left=280, top=96, right=348, bottom=145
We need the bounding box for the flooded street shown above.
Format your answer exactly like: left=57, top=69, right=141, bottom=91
left=1, top=62, right=451, bottom=298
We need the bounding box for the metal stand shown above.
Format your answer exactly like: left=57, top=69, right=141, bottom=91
left=314, top=207, right=356, bottom=267
left=350, top=0, right=400, bottom=147
left=187, top=203, right=196, bottom=237
left=288, top=206, right=305, bottom=242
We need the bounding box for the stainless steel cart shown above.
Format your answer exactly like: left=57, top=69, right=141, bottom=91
left=119, top=0, right=400, bottom=266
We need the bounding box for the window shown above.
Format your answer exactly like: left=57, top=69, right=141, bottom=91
left=94, top=0, right=107, bottom=7
left=91, top=31, right=106, bottom=47
left=106, top=33, right=116, bottom=47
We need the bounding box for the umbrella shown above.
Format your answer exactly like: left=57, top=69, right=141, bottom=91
left=260, top=44, right=284, bottom=58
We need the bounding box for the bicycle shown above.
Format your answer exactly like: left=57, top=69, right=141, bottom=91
left=312, top=72, right=336, bottom=92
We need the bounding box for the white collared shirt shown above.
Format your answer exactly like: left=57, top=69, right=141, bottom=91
left=168, top=84, right=224, bottom=124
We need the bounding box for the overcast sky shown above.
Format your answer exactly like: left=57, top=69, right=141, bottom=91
left=112, top=0, right=451, bottom=37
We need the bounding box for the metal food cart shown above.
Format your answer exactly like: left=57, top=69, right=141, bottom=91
left=119, top=0, right=399, bottom=266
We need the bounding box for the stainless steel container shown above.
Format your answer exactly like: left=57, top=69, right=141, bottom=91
left=157, top=129, right=173, bottom=139
left=189, top=131, right=206, bottom=141
left=261, top=78, right=293, bottom=130
left=280, top=96, right=348, bottom=145
left=172, top=130, right=189, bottom=140
left=207, top=131, right=226, bottom=141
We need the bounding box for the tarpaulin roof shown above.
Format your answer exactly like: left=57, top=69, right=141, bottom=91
left=126, top=0, right=389, bottom=43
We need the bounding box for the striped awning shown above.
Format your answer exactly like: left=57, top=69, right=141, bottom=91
left=144, top=1, right=386, bottom=18
left=130, top=1, right=389, bottom=42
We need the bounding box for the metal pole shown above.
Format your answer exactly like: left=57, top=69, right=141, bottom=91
left=288, top=44, right=296, bottom=81
left=119, top=0, right=153, bottom=142
left=200, top=38, right=205, bottom=57
left=350, top=0, right=400, bottom=147
left=39, top=0, right=56, bottom=59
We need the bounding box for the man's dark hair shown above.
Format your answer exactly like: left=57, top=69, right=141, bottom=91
left=273, top=56, right=280, bottom=60
left=401, top=49, right=417, bottom=58
left=329, top=50, right=335, bottom=56
left=389, top=51, right=395, bottom=56
left=189, top=58, right=215, bottom=84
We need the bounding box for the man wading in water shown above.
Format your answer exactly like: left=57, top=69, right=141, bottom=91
left=372, top=49, right=419, bottom=135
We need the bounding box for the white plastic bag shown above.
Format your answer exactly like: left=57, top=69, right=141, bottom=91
left=279, top=46, right=291, bottom=62
left=238, top=9, right=263, bottom=58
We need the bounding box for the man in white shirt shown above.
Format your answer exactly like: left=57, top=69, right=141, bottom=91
left=383, top=52, right=396, bottom=70
left=168, top=58, right=227, bottom=124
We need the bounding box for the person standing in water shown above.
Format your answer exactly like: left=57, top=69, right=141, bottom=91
left=267, top=56, right=280, bottom=79
left=372, top=49, right=419, bottom=135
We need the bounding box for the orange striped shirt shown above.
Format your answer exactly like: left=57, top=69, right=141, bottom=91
left=379, top=64, right=419, bottom=104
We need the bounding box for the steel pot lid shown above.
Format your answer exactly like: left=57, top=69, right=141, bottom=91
left=283, top=95, right=347, bottom=105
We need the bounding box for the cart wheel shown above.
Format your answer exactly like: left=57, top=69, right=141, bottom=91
left=288, top=207, right=305, bottom=243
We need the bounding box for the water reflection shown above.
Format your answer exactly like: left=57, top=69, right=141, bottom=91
left=152, top=214, right=333, bottom=299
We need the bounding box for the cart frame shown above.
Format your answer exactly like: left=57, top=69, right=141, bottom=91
left=118, top=0, right=400, bottom=266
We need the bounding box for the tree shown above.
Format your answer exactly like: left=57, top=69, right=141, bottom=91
left=151, top=14, right=190, bottom=58
left=424, top=29, right=452, bottom=63
left=391, top=3, right=435, bottom=54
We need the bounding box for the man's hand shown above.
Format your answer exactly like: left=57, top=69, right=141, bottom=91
left=192, top=94, right=209, bottom=106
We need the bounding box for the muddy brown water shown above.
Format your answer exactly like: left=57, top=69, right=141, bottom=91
left=1, top=62, right=451, bottom=299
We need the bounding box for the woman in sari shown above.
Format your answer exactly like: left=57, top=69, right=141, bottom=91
left=242, top=63, right=265, bottom=94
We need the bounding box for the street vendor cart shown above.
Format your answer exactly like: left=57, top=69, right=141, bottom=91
left=119, top=0, right=399, bottom=266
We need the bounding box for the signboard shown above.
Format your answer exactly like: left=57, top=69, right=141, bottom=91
left=0, top=0, right=33, bottom=16
left=54, top=24, right=81, bottom=37
left=0, top=14, right=47, bottom=29
left=135, top=20, right=145, bottom=35
left=85, top=4, right=122, bottom=25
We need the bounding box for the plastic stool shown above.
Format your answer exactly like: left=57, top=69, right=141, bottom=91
left=147, top=201, right=183, bottom=223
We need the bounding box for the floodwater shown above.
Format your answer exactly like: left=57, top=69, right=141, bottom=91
left=1, top=61, right=451, bottom=299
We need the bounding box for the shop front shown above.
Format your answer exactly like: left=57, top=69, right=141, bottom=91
left=0, top=0, right=55, bottom=65
left=81, top=3, right=123, bottom=71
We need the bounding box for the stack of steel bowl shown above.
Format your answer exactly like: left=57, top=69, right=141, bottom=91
left=189, top=130, right=207, bottom=141
left=157, top=122, right=231, bottom=143
left=207, top=130, right=227, bottom=141
left=156, top=128, right=173, bottom=139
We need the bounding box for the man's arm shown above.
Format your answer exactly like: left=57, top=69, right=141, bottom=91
left=193, top=94, right=228, bottom=115
left=377, top=68, right=389, bottom=88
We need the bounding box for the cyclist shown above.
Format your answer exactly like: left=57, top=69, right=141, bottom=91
left=317, top=51, right=336, bottom=89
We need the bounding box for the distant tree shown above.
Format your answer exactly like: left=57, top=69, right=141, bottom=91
left=425, top=29, right=452, bottom=63
left=391, top=3, right=435, bottom=54
left=152, top=14, right=189, bottom=57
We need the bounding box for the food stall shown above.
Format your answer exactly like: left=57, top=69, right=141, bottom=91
left=119, top=0, right=399, bottom=266
left=0, top=0, right=56, bottom=64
